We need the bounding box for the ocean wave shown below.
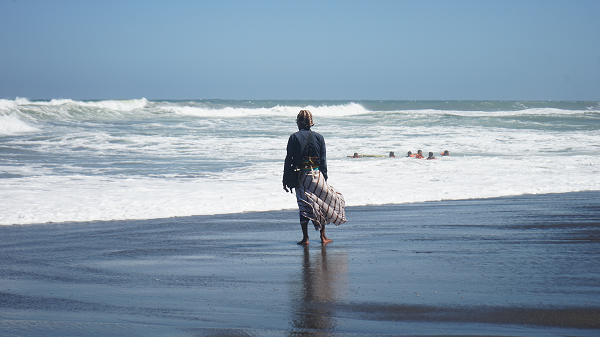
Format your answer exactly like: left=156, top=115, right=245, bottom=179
left=166, top=102, right=370, bottom=117
left=0, top=98, right=152, bottom=122
left=75, top=98, right=149, bottom=111
left=2, top=97, right=148, bottom=111
left=2, top=97, right=599, bottom=225
left=0, top=113, right=40, bottom=136
left=3, top=98, right=598, bottom=120
left=2, top=98, right=371, bottom=120
left=406, top=108, right=599, bottom=117
left=0, top=99, right=18, bottom=111
left=27, top=98, right=150, bottom=111
left=163, top=101, right=596, bottom=118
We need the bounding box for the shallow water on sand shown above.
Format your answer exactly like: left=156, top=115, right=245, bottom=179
left=1, top=192, right=599, bottom=336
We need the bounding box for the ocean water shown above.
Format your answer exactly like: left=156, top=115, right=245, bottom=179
left=1, top=98, right=599, bottom=225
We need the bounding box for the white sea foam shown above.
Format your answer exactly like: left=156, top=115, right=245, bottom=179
left=3, top=97, right=595, bottom=119
left=0, top=113, right=40, bottom=135
left=1, top=98, right=598, bottom=225
left=0, top=99, right=18, bottom=111
left=1, top=155, right=599, bottom=225
left=421, top=108, right=588, bottom=117
left=80, top=98, right=149, bottom=111
left=168, top=102, right=370, bottom=118
left=26, top=98, right=150, bottom=111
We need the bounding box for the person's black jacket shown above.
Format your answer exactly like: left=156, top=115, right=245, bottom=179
left=283, top=128, right=328, bottom=184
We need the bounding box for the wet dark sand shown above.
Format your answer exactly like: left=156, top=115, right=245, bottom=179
left=1, top=191, right=599, bottom=336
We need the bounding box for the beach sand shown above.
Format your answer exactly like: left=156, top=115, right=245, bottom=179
left=1, top=191, right=599, bottom=336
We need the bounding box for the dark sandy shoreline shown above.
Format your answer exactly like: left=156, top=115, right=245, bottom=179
left=1, top=191, right=599, bottom=336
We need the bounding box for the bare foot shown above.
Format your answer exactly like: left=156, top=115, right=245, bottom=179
left=297, top=240, right=309, bottom=245
left=320, top=236, right=332, bottom=243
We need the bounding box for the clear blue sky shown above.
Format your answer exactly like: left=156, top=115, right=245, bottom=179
left=1, top=0, right=599, bottom=100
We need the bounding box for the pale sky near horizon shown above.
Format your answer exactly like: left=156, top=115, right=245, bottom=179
left=1, top=0, right=599, bottom=101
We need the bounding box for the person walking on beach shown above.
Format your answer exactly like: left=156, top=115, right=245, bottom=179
left=283, top=110, right=346, bottom=245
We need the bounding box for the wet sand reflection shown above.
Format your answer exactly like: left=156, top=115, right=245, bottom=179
left=288, top=245, right=348, bottom=336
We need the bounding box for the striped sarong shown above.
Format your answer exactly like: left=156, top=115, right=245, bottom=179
left=296, top=169, right=346, bottom=231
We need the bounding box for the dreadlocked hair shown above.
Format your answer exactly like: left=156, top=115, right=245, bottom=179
left=296, top=110, right=314, bottom=129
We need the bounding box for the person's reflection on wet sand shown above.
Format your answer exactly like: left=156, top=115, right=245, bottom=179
left=288, top=245, right=348, bottom=336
